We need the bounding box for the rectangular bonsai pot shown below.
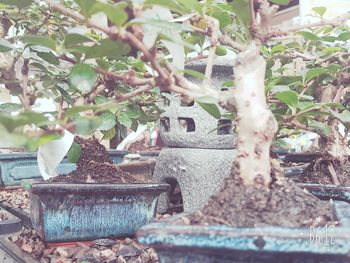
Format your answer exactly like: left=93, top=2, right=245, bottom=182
left=137, top=201, right=350, bottom=263
left=0, top=150, right=128, bottom=186
left=30, top=182, right=169, bottom=242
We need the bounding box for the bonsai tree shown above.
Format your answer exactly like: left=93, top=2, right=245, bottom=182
left=0, top=0, right=349, bottom=224
left=264, top=8, right=350, bottom=185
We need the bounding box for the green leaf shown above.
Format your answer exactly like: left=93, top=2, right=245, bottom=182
left=91, top=2, right=128, bottom=27
left=338, top=32, right=350, bottom=41
left=37, top=52, right=59, bottom=65
left=69, top=64, right=98, bottom=93
left=124, top=105, right=141, bottom=119
left=275, top=90, right=298, bottom=114
left=57, top=87, right=73, bottom=105
left=0, top=38, right=15, bottom=52
left=21, top=181, right=32, bottom=191
left=329, top=109, right=350, bottom=128
left=269, top=0, right=290, bottom=5
left=117, top=113, right=132, bottom=128
left=144, top=0, right=185, bottom=14
left=182, top=69, right=205, bottom=79
left=0, top=112, right=50, bottom=132
left=98, top=112, right=117, bottom=130
left=65, top=105, right=98, bottom=117
left=321, top=47, right=343, bottom=55
left=95, top=96, right=109, bottom=104
left=271, top=44, right=286, bottom=54
left=196, top=97, right=221, bottom=119
left=231, top=0, right=250, bottom=27
left=74, top=116, right=102, bottom=135
left=176, top=0, right=202, bottom=15
left=0, top=0, right=32, bottom=8
left=74, top=0, right=96, bottom=17
left=86, top=39, right=131, bottom=59
left=63, top=34, right=93, bottom=47
left=0, top=103, right=22, bottom=113
left=102, top=127, right=116, bottom=140
left=222, top=80, right=234, bottom=87
left=215, top=45, right=227, bottom=56
left=326, top=64, right=341, bottom=75
left=297, top=31, right=321, bottom=41
left=21, top=36, right=56, bottom=50
left=308, top=120, right=331, bottom=135
left=67, top=142, right=82, bottom=163
left=305, top=67, right=328, bottom=82
left=312, top=6, right=326, bottom=17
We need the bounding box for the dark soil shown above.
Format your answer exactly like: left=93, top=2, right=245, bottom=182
left=297, top=159, right=350, bottom=186
left=128, top=139, right=161, bottom=153
left=186, top=161, right=335, bottom=228
left=50, top=137, right=140, bottom=183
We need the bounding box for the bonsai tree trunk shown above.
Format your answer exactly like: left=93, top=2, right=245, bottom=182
left=300, top=85, right=350, bottom=185
left=233, top=43, right=278, bottom=188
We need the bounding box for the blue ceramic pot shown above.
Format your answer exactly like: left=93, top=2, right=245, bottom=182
left=30, top=182, right=169, bottom=242
left=137, top=201, right=350, bottom=263
left=0, top=150, right=128, bottom=186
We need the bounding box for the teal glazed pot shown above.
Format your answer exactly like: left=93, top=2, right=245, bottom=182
left=30, top=182, right=169, bottom=242
left=137, top=201, right=350, bottom=263
left=0, top=150, right=128, bottom=186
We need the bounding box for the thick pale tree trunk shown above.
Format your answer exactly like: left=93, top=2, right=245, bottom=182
left=233, top=43, right=278, bottom=188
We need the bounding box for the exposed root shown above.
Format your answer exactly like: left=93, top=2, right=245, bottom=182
left=327, top=163, right=340, bottom=186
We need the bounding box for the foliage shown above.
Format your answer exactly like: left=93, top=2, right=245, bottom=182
left=0, top=0, right=349, bottom=151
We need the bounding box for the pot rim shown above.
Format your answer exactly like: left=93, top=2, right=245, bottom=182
left=30, top=182, right=170, bottom=195
left=0, top=150, right=128, bottom=160
left=137, top=201, right=350, bottom=255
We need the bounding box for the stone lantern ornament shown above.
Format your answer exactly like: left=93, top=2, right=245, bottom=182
left=153, top=57, right=237, bottom=212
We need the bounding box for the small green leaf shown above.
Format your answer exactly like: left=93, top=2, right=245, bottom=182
left=297, top=31, right=321, bottom=41
left=305, top=67, right=328, bottom=82
left=95, top=96, right=109, bottom=104
left=308, top=120, right=330, bottom=135
left=182, top=69, right=205, bottom=79
left=269, top=0, right=290, bottom=5
left=63, top=34, right=93, bottom=47
left=0, top=38, right=15, bottom=52
left=74, top=0, right=96, bottom=17
left=275, top=90, right=298, bottom=114
left=102, top=127, right=116, bottom=140
left=57, top=87, right=73, bottom=105
left=21, top=36, right=56, bottom=50
left=0, top=0, right=33, bottom=8
left=222, top=80, right=234, bottom=87
left=271, top=44, right=286, bottom=54
left=86, top=39, right=131, bottom=59
left=231, top=0, right=250, bottom=27
left=65, top=105, right=98, bottom=117
left=117, top=113, right=132, bottom=127
left=37, top=52, right=59, bottom=65
left=67, top=142, right=82, bottom=163
left=0, top=103, right=22, bottom=113
left=91, top=2, right=128, bottom=27
left=215, top=45, right=227, bottom=56
left=312, top=6, right=326, bottom=17
left=74, top=117, right=102, bottom=135
left=98, top=112, right=117, bottom=130
left=338, top=32, right=350, bottom=41
left=196, top=97, right=221, bottom=119
left=21, top=181, right=32, bottom=191
left=69, top=64, right=98, bottom=93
